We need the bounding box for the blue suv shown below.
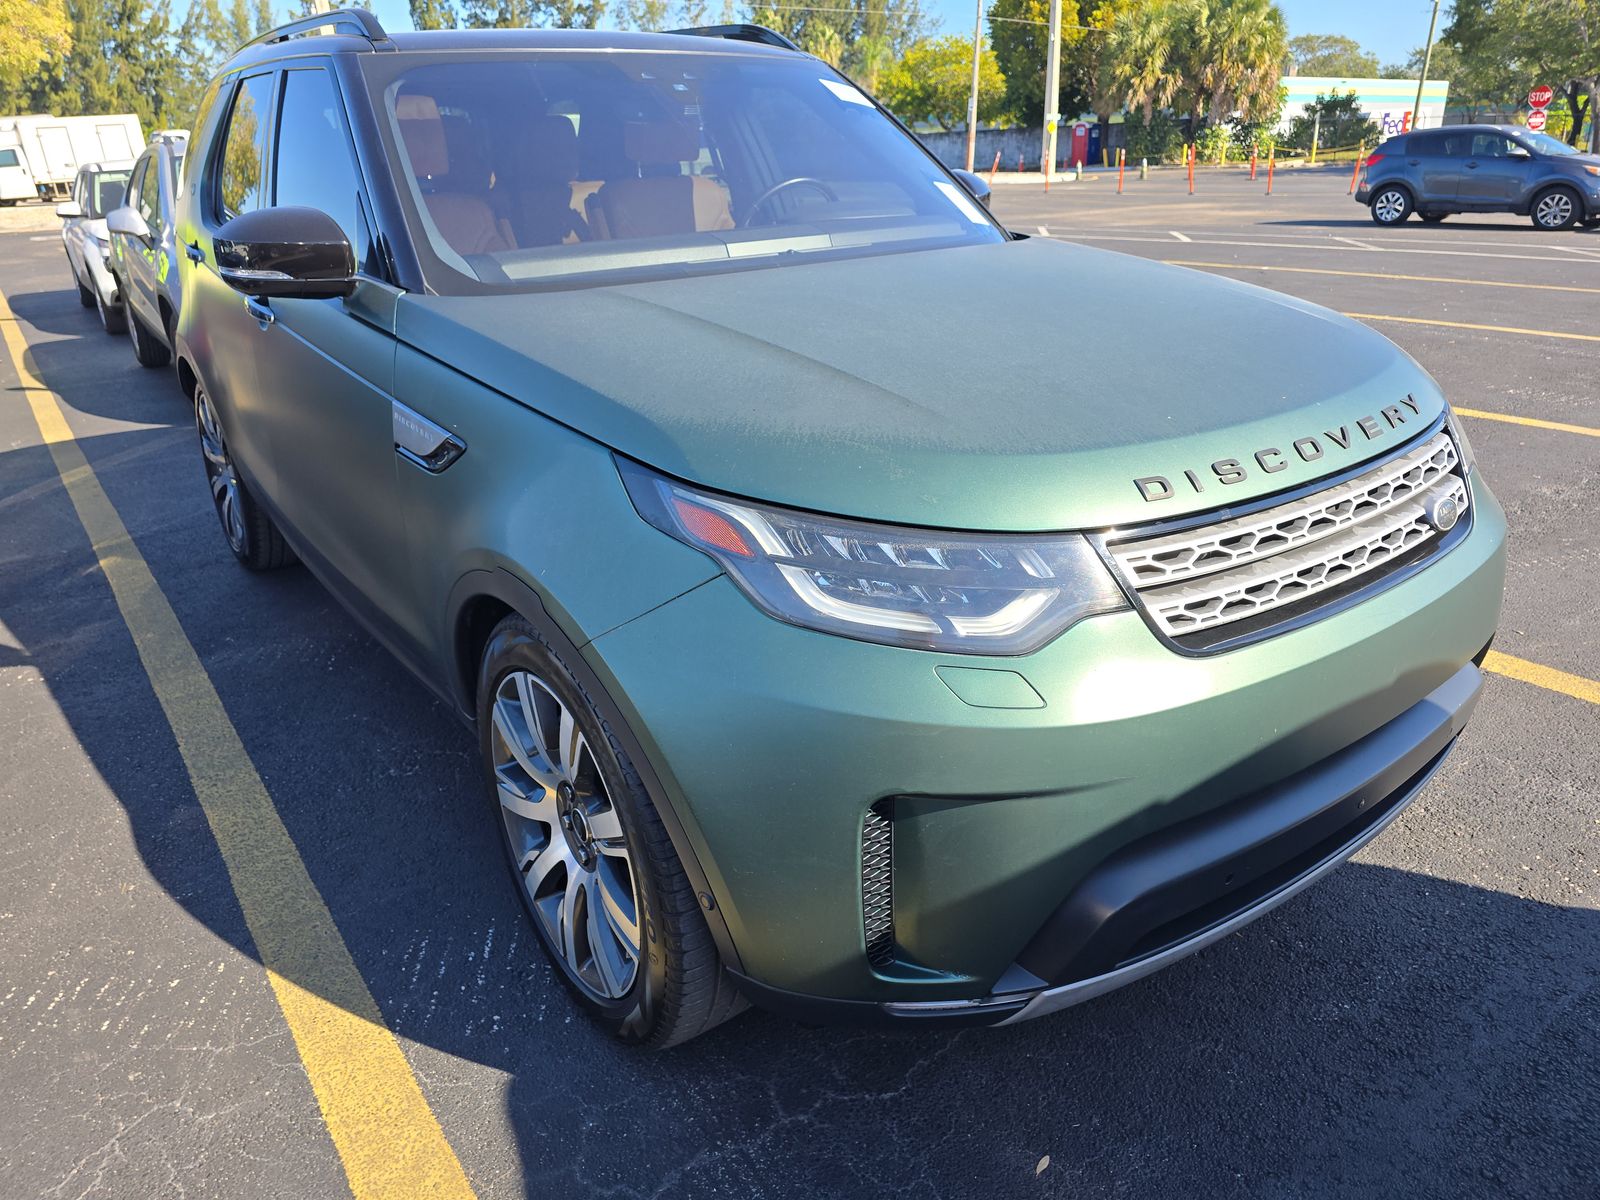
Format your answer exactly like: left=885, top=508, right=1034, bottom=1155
left=1356, top=124, right=1600, bottom=230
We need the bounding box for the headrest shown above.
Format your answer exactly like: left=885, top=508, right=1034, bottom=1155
left=396, top=93, right=447, bottom=177
left=623, top=120, right=700, bottom=167
left=513, top=115, right=579, bottom=184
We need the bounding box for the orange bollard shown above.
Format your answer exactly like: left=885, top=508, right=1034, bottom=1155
left=1018, top=152, right=1025, bottom=174
left=989, top=149, right=1001, bottom=186
left=1266, top=146, right=1275, bottom=194
left=1117, top=147, right=1125, bottom=194
left=1187, top=143, right=1195, bottom=194
left=1250, top=146, right=1257, bottom=180
left=1349, top=147, right=1363, bottom=194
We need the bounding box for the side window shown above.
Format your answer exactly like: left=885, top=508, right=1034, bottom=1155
left=125, top=159, right=147, bottom=218
left=218, top=72, right=275, bottom=220
left=272, top=67, right=371, bottom=267
left=1470, top=134, right=1514, bottom=158
left=137, top=156, right=161, bottom=232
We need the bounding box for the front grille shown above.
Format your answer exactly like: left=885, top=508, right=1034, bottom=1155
left=1102, top=428, right=1468, bottom=650
left=861, top=805, right=895, bottom=967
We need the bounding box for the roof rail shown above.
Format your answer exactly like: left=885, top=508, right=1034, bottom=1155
left=666, top=24, right=801, bottom=52
left=241, top=7, right=393, bottom=52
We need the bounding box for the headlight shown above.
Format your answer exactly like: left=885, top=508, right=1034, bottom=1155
left=1582, top=164, right=1600, bottom=177
left=619, top=460, right=1128, bottom=655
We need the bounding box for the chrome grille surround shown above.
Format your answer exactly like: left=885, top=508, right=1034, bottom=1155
left=1097, top=425, right=1470, bottom=651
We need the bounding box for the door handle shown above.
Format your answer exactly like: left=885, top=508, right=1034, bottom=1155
left=1407, top=158, right=1420, bottom=165
left=184, top=240, right=204, bottom=263
left=1465, top=161, right=1480, bottom=169
left=244, top=296, right=275, bottom=328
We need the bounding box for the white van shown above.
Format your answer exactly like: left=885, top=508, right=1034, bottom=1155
left=0, top=144, right=37, bottom=204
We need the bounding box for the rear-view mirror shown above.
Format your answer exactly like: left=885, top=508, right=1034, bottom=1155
left=213, top=206, right=356, bottom=300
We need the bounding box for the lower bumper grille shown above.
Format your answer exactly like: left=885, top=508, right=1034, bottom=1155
left=861, top=805, right=895, bottom=967
left=1099, top=424, right=1469, bottom=651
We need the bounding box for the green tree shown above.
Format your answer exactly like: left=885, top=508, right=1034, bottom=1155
left=409, top=0, right=461, bottom=27
left=0, top=0, right=73, bottom=88
left=1448, top=0, right=1597, bottom=149
left=615, top=0, right=667, bottom=27
left=748, top=0, right=927, bottom=91
left=225, top=0, right=255, bottom=49
left=1165, top=0, right=1288, bottom=135
left=988, top=0, right=1087, bottom=125
left=1286, top=34, right=1379, bottom=78
left=1283, top=89, right=1379, bottom=150
left=878, top=35, right=1007, bottom=130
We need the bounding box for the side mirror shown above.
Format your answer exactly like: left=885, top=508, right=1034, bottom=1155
left=106, top=206, right=150, bottom=240
left=950, top=168, right=992, bottom=211
left=214, top=206, right=356, bottom=300
left=55, top=200, right=84, bottom=219
left=1507, top=146, right=1531, bottom=159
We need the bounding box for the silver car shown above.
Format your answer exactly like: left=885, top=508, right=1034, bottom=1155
left=107, top=133, right=187, bottom=368
left=56, top=161, right=135, bottom=333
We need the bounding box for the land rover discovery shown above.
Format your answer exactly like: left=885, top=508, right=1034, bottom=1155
left=172, top=11, right=1507, bottom=1045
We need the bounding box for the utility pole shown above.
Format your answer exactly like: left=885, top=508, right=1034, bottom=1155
left=1042, top=0, right=1062, bottom=182
left=965, top=0, right=983, bottom=171
left=1412, top=0, right=1440, bottom=131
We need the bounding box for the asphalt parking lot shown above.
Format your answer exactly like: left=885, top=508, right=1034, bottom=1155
left=2, top=166, right=1597, bottom=1199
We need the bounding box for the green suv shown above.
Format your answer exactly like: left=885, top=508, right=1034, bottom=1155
left=173, top=11, right=1506, bottom=1046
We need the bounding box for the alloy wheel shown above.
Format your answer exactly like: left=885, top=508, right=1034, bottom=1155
left=195, top=387, right=246, bottom=554
left=490, top=669, right=641, bottom=1001
left=1373, top=190, right=1406, bottom=223
left=1535, top=192, right=1573, bottom=229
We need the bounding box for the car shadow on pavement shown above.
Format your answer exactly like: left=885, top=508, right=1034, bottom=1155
left=4, top=284, right=1597, bottom=1200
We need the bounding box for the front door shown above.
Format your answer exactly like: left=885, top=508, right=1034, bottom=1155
left=245, top=63, right=420, bottom=654
left=1458, top=131, right=1535, bottom=204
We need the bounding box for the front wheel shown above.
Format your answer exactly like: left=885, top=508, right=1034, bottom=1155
left=1369, top=185, right=1412, bottom=225
left=1531, top=187, right=1580, bottom=231
left=478, top=614, right=745, bottom=1047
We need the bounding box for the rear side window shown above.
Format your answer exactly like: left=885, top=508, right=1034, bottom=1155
left=125, top=159, right=148, bottom=219
left=1411, top=131, right=1468, bottom=157
left=272, top=67, right=370, bottom=266
left=136, top=156, right=161, bottom=232
left=218, top=72, right=275, bottom=219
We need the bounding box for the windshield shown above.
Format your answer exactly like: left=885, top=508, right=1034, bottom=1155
left=1520, top=131, right=1580, bottom=156
left=89, top=170, right=131, bottom=218
left=367, top=50, right=1003, bottom=291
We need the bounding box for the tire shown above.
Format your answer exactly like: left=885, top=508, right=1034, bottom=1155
left=1369, top=185, right=1412, bottom=225
left=1531, top=186, right=1581, bottom=231
left=478, top=613, right=745, bottom=1048
left=130, top=306, right=171, bottom=368
left=95, top=282, right=126, bottom=335
left=195, top=381, right=296, bottom=570
left=75, top=267, right=94, bottom=308
left=1419, top=212, right=1447, bottom=224
left=1582, top=216, right=1600, bottom=229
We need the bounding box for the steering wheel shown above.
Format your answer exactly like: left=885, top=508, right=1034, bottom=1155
left=741, top=177, right=840, bottom=228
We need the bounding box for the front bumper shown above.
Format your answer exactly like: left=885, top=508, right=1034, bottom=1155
left=83, top=245, right=120, bottom=308
left=583, top=471, right=1506, bottom=1020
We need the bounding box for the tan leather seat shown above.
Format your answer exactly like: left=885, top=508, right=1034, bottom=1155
left=395, top=94, right=510, bottom=257
left=587, top=120, right=733, bottom=241
left=506, top=115, right=590, bottom=247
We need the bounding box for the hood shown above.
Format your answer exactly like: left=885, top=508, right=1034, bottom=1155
left=395, top=237, right=1445, bottom=532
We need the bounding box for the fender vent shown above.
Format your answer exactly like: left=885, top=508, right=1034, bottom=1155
left=862, top=804, right=895, bottom=967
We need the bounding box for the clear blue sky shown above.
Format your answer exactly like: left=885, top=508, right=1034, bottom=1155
left=272, top=0, right=1438, bottom=67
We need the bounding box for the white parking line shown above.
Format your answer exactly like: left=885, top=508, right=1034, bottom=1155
left=1332, top=235, right=1377, bottom=250
left=1169, top=230, right=1192, bottom=242
left=1037, top=230, right=1596, bottom=265
left=1038, top=225, right=1050, bottom=236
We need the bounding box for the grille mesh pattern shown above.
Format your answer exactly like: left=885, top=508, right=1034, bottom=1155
left=1106, top=430, right=1468, bottom=644
left=862, top=807, right=895, bottom=968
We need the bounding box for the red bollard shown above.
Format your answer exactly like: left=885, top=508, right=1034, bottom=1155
left=1018, top=152, right=1025, bottom=175
left=1250, top=146, right=1257, bottom=180
left=1117, top=147, right=1125, bottom=194
left=1187, top=143, right=1195, bottom=195
left=989, top=149, right=1001, bottom=186
left=1266, top=147, right=1275, bottom=194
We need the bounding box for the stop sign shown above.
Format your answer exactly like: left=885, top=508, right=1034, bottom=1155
left=1527, top=109, right=1548, bottom=132
left=1529, top=85, right=1553, bottom=109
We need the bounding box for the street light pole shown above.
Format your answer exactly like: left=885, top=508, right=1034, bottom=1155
left=1412, top=0, right=1440, bottom=131
left=1042, top=0, right=1062, bottom=181
left=965, top=0, right=983, bottom=171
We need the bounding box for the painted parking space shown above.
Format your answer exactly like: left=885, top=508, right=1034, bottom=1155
left=3, top=162, right=1598, bottom=1199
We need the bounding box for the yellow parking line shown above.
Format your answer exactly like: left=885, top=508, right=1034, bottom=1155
left=1483, top=651, right=1600, bottom=706
left=1342, top=312, right=1600, bottom=343
left=1164, top=260, right=1600, bottom=296
left=0, top=288, right=476, bottom=1200
left=1451, top=407, right=1600, bottom=439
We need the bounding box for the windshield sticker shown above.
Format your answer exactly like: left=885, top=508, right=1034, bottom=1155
left=820, top=79, right=873, bottom=107
left=934, top=180, right=989, bottom=225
